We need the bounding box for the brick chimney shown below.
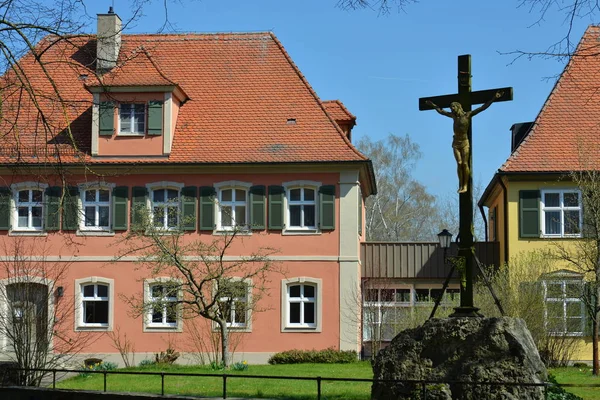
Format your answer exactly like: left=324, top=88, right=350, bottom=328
left=96, top=7, right=121, bottom=72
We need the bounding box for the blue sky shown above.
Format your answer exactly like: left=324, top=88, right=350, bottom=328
left=83, top=1, right=592, bottom=200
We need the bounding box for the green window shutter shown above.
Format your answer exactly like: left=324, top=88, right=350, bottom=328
left=99, top=102, right=115, bottom=136
left=131, top=186, right=148, bottom=228
left=199, top=186, right=216, bottom=230
left=319, top=185, right=336, bottom=230
left=249, top=185, right=266, bottom=230
left=181, top=186, right=197, bottom=231
left=112, top=186, right=129, bottom=231
left=62, top=186, right=79, bottom=231
left=45, top=187, right=61, bottom=231
left=0, top=187, right=11, bottom=230
left=268, top=185, right=284, bottom=230
left=147, top=100, right=164, bottom=136
left=519, top=190, right=540, bottom=238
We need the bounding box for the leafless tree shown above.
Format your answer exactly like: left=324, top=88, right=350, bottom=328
left=357, top=133, right=438, bottom=241
left=336, top=0, right=417, bottom=14
left=117, top=209, right=281, bottom=368
left=0, top=236, right=93, bottom=386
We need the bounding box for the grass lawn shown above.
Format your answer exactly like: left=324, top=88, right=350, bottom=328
left=56, top=362, right=375, bottom=399
left=56, top=363, right=600, bottom=399
left=549, top=367, right=600, bottom=400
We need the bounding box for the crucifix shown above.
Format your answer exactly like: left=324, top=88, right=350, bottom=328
left=419, top=55, right=513, bottom=317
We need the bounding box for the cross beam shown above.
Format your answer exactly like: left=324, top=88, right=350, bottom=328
left=418, top=54, right=513, bottom=317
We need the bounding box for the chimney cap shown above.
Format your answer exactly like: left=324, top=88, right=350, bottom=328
left=108, top=6, right=114, bottom=14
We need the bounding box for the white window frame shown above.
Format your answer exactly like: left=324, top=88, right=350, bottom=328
left=10, top=182, right=48, bottom=232
left=540, top=189, right=582, bottom=238
left=281, top=277, right=322, bottom=332
left=118, top=103, right=146, bottom=136
left=362, top=284, right=460, bottom=342
left=78, top=182, right=115, bottom=232
left=216, top=277, right=252, bottom=331
left=282, top=180, right=321, bottom=233
left=75, top=277, right=114, bottom=331
left=144, top=278, right=182, bottom=332
left=542, top=276, right=585, bottom=337
left=214, top=181, right=252, bottom=232
left=146, top=182, right=184, bottom=231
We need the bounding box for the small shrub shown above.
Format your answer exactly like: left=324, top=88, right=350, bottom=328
left=546, top=374, right=583, bottom=400
left=210, top=360, right=225, bottom=370
left=154, top=347, right=179, bottom=365
left=571, top=362, right=588, bottom=368
left=231, top=360, right=248, bottom=371
left=78, top=361, right=118, bottom=377
left=268, top=347, right=358, bottom=364
left=138, top=359, right=156, bottom=368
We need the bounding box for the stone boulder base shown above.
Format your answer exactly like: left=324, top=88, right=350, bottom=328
left=371, top=317, right=547, bottom=400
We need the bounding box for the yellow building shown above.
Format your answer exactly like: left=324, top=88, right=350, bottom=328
left=479, top=26, right=600, bottom=363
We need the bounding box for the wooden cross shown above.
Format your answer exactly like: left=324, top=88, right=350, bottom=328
left=419, top=54, right=513, bottom=317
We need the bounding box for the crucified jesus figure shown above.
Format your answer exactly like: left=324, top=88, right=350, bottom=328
left=426, top=91, right=503, bottom=193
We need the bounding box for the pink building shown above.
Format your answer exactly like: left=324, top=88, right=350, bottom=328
left=0, top=10, right=375, bottom=365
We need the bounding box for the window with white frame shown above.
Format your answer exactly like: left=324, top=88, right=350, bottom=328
left=362, top=286, right=460, bottom=341
left=287, top=283, right=316, bottom=327
left=543, top=278, right=585, bottom=336
left=15, top=188, right=43, bottom=231
left=541, top=190, right=582, bottom=237
left=218, top=280, right=249, bottom=328
left=119, top=103, right=145, bottom=134
left=81, top=283, right=109, bottom=327
left=218, top=188, right=248, bottom=230
left=81, top=188, right=110, bottom=231
left=288, top=187, right=316, bottom=230
left=152, top=188, right=180, bottom=229
left=148, top=282, right=178, bottom=328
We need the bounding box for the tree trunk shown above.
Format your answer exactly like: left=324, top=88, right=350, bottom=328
left=218, top=320, right=230, bottom=368
left=593, top=281, right=600, bottom=375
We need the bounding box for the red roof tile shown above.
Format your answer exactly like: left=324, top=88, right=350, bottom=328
left=0, top=32, right=368, bottom=165
left=502, top=25, right=600, bottom=172
left=323, top=100, right=356, bottom=123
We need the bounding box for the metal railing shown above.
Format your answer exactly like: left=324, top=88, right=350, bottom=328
left=3, top=367, right=600, bottom=400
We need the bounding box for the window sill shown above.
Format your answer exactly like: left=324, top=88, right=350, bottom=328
left=144, top=325, right=182, bottom=333
left=77, top=230, right=115, bottom=237
left=117, top=132, right=146, bottom=137
left=540, top=235, right=583, bottom=239
left=282, top=326, right=320, bottom=333
left=213, top=229, right=252, bottom=236
left=212, top=325, right=252, bottom=333
left=76, top=325, right=110, bottom=332
left=282, top=229, right=320, bottom=236
left=9, top=230, right=47, bottom=237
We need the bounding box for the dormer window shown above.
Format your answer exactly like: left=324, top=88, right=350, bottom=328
left=119, top=103, right=146, bottom=135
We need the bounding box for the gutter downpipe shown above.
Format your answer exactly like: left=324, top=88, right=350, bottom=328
left=498, top=175, right=509, bottom=265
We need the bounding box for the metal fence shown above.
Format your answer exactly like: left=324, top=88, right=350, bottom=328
left=3, top=367, right=600, bottom=400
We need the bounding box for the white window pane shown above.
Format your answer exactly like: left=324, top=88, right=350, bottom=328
left=290, top=205, right=301, bottom=226
left=31, top=190, right=42, bottom=203
left=545, top=193, right=560, bottom=207
left=221, top=189, right=232, bottom=202
left=31, top=207, right=42, bottom=228
left=167, top=189, right=178, bottom=201
left=566, top=318, right=583, bottom=333
left=18, top=190, right=29, bottom=203
left=546, top=302, right=563, bottom=318
left=304, top=188, right=315, bottom=201
left=564, top=211, right=580, bottom=235
left=134, top=116, right=145, bottom=133
left=304, top=205, right=315, bottom=227
left=98, top=190, right=110, bottom=202
left=17, top=208, right=28, bottom=227
left=84, top=207, right=95, bottom=226
left=221, top=206, right=232, bottom=227
left=290, top=189, right=301, bottom=201
left=547, top=283, right=562, bottom=298
left=153, top=190, right=165, bottom=202
left=235, top=205, right=246, bottom=225
left=99, top=207, right=110, bottom=227
left=544, top=211, right=561, bottom=234
left=120, top=116, right=131, bottom=132
left=564, top=192, right=579, bottom=207
left=235, top=189, right=246, bottom=201
left=85, top=190, right=95, bottom=202
left=566, top=302, right=582, bottom=317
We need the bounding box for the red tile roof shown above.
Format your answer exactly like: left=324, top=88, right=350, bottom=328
left=323, top=100, right=356, bottom=124
left=0, top=32, right=368, bottom=165
left=502, top=25, right=600, bottom=172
